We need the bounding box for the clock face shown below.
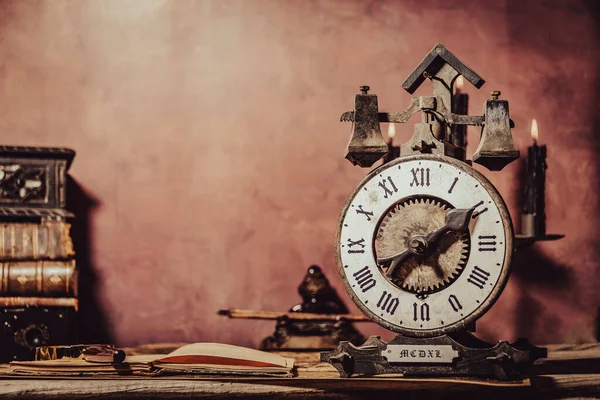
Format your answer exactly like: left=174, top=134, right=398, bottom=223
left=336, top=154, right=513, bottom=337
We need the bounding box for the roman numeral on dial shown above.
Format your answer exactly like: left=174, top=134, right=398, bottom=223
left=346, top=238, right=365, bottom=254
left=355, top=205, right=374, bottom=221
left=448, top=177, right=458, bottom=194
left=377, top=291, right=399, bottom=315
left=413, top=303, right=430, bottom=321
left=478, top=235, right=497, bottom=252
left=410, top=167, right=430, bottom=187
left=467, top=266, right=490, bottom=289
left=378, top=177, right=398, bottom=199
left=352, top=267, right=376, bottom=293
left=448, top=294, right=462, bottom=312
left=471, top=200, right=488, bottom=219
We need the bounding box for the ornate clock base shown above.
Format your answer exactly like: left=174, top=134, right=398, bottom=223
left=320, top=332, right=546, bottom=380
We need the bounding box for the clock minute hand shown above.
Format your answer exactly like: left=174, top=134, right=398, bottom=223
left=425, top=206, right=476, bottom=247
left=377, top=207, right=475, bottom=278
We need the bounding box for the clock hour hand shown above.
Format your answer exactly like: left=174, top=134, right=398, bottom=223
left=425, top=206, right=476, bottom=247
left=377, top=249, right=411, bottom=278
left=377, top=206, right=475, bottom=278
left=377, top=233, right=431, bottom=277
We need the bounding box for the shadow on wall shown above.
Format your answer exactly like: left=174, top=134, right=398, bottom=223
left=587, top=0, right=600, bottom=342
left=511, top=158, right=574, bottom=344
left=67, top=177, right=114, bottom=344
left=505, top=0, right=600, bottom=344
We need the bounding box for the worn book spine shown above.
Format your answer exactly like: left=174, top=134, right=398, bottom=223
left=0, top=222, right=75, bottom=260
left=0, top=297, right=78, bottom=310
left=0, top=260, right=77, bottom=297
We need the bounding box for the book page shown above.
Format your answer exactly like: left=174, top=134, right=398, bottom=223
left=155, top=343, right=292, bottom=368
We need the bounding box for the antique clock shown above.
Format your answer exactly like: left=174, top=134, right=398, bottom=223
left=321, top=44, right=545, bottom=380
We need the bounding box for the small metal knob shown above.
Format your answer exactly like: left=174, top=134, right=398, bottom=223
left=409, top=236, right=427, bottom=255
left=359, top=86, right=370, bottom=94
left=491, top=90, right=501, bottom=100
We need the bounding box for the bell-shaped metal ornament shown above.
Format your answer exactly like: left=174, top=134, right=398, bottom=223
left=344, top=87, right=388, bottom=167
left=473, top=94, right=519, bottom=171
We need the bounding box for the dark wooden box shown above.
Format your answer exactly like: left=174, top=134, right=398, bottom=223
left=0, top=146, right=75, bottom=222
left=0, top=305, right=77, bottom=362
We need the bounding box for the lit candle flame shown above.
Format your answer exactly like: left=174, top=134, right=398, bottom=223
left=388, top=123, right=396, bottom=139
left=455, top=76, right=464, bottom=92
left=531, top=119, right=538, bottom=143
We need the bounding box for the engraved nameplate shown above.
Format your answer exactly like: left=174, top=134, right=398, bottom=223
left=383, top=345, right=459, bottom=364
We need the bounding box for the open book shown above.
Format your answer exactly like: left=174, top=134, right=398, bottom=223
left=8, top=343, right=295, bottom=377
left=149, top=343, right=294, bottom=376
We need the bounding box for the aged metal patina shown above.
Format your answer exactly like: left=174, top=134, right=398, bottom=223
left=324, top=44, right=544, bottom=380
left=321, top=334, right=546, bottom=380
left=341, top=43, right=519, bottom=170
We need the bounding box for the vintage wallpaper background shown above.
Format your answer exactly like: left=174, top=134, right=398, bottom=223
left=0, top=0, right=597, bottom=346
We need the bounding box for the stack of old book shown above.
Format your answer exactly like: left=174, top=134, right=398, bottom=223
left=0, top=220, right=77, bottom=306
left=0, top=146, right=78, bottom=362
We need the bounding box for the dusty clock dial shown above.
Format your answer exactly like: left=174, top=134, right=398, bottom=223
left=336, top=155, right=513, bottom=337
left=375, top=196, right=471, bottom=295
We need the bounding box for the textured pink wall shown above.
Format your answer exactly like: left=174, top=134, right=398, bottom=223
left=0, top=0, right=598, bottom=346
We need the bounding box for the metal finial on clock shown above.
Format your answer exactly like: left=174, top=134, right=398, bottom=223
left=341, top=43, right=519, bottom=171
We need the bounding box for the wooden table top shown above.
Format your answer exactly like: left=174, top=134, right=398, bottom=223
left=1, top=343, right=600, bottom=399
